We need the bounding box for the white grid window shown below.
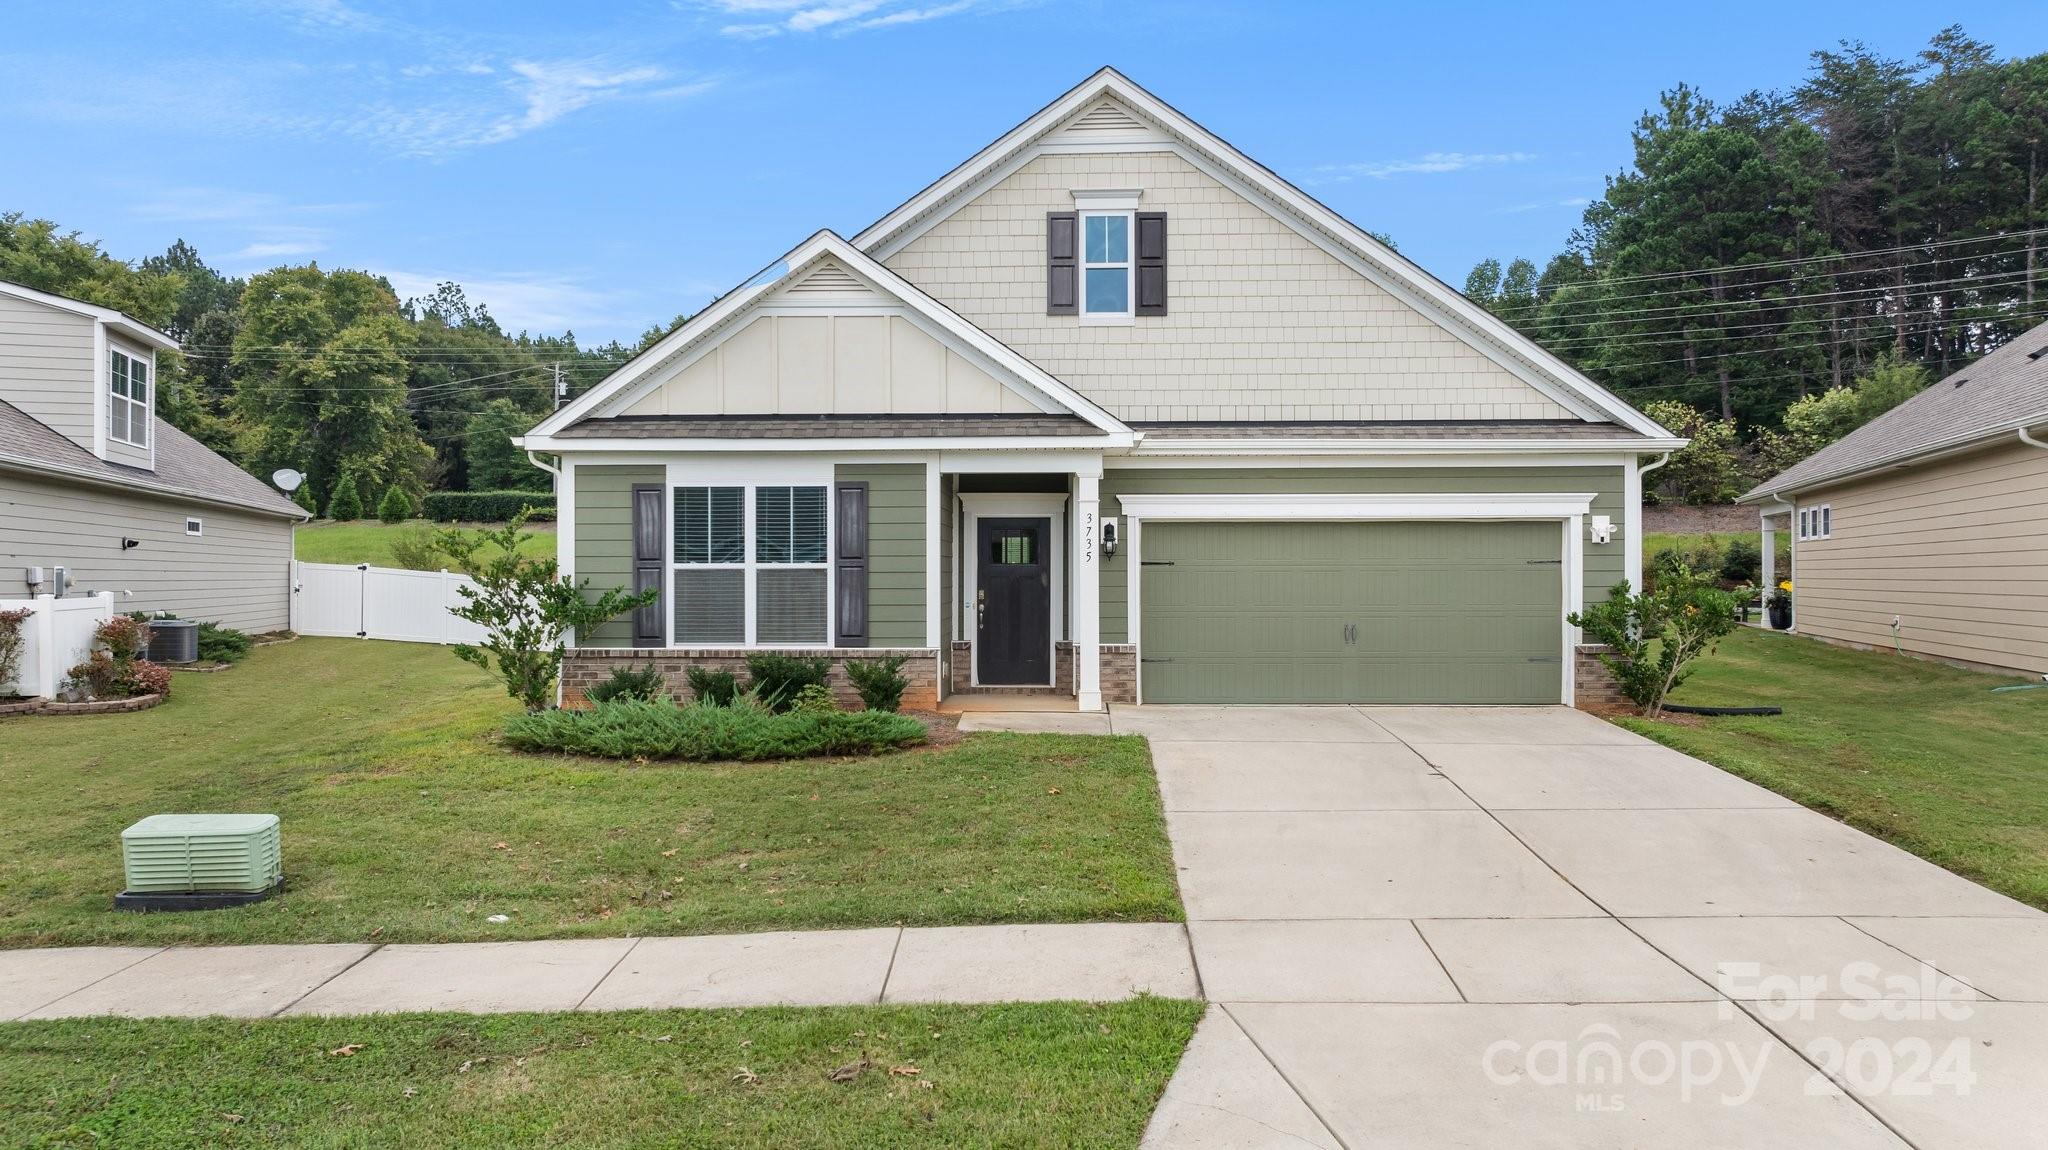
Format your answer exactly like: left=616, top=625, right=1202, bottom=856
left=672, top=484, right=829, bottom=647
left=1798, top=505, right=1832, bottom=540
left=109, top=349, right=150, bottom=448
left=1081, top=211, right=1132, bottom=318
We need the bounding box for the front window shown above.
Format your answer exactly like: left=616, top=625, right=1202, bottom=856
left=672, top=484, right=829, bottom=646
left=109, top=349, right=151, bottom=448
left=1081, top=211, right=1131, bottom=317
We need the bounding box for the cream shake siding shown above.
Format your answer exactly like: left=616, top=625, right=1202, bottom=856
left=1791, top=438, right=2048, bottom=676
left=0, top=470, right=293, bottom=631
left=884, top=149, right=1573, bottom=423
left=0, top=292, right=97, bottom=452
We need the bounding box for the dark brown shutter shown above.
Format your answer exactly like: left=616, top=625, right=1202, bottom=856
left=834, top=481, right=869, bottom=647
left=1046, top=212, right=1078, bottom=315
left=1135, top=212, right=1167, bottom=316
left=630, top=484, right=665, bottom=647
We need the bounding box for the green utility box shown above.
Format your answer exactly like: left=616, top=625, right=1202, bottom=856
left=116, top=814, right=283, bottom=911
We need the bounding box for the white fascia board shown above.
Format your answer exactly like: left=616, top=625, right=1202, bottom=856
left=0, top=281, right=180, bottom=351
left=522, top=433, right=1131, bottom=454
left=1114, top=491, right=1598, bottom=520
left=1125, top=436, right=1687, bottom=457
left=1737, top=411, right=2048, bottom=503
left=852, top=68, right=1669, bottom=438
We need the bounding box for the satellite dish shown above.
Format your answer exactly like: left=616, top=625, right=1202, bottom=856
left=271, top=469, right=304, bottom=493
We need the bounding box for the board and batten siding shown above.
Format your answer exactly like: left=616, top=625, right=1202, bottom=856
left=1792, top=438, right=2048, bottom=676
left=0, top=292, right=97, bottom=453
left=0, top=470, right=293, bottom=631
left=836, top=463, right=927, bottom=648
left=573, top=464, right=662, bottom=647
left=884, top=148, right=1573, bottom=424
left=1098, top=465, right=1626, bottom=643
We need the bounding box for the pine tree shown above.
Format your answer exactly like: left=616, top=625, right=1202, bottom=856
left=293, top=484, right=317, bottom=515
left=377, top=485, right=414, bottom=523
left=327, top=474, right=364, bottom=521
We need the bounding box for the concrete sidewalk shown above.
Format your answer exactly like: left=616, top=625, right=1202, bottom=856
left=0, top=922, right=1198, bottom=1021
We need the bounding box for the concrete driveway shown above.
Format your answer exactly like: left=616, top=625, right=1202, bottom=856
left=1118, top=704, right=2048, bottom=1150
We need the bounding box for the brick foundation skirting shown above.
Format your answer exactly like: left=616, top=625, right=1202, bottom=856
left=1574, top=644, right=1626, bottom=709
left=1100, top=644, right=1137, bottom=706
left=563, top=648, right=939, bottom=711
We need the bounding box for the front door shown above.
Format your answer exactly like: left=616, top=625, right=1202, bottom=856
left=977, top=517, right=1051, bottom=684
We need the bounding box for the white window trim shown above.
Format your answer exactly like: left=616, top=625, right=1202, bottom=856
left=666, top=466, right=835, bottom=650
left=185, top=517, right=203, bottom=537
left=1079, top=209, right=1135, bottom=325
left=957, top=492, right=1068, bottom=689
left=108, top=347, right=152, bottom=449
left=1798, top=504, right=1832, bottom=541
left=1115, top=492, right=1594, bottom=707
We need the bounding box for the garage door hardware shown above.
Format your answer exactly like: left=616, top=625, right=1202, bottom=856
left=1525, top=558, right=1563, bottom=565
left=1526, top=655, right=1562, bottom=663
left=1140, top=560, right=1176, bottom=566
left=1140, top=657, right=1176, bottom=664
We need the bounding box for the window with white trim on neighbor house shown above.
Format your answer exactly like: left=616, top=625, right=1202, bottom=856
left=672, top=484, right=829, bottom=646
left=109, top=348, right=150, bottom=448
left=1082, top=211, right=1132, bottom=317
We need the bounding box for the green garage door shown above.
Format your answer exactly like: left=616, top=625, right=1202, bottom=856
left=1139, top=520, right=1563, bottom=704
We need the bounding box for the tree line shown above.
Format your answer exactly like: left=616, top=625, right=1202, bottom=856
left=0, top=215, right=688, bottom=515
left=1465, top=26, right=2048, bottom=500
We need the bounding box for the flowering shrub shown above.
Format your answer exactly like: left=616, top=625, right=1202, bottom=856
left=1766, top=580, right=1793, bottom=610
left=125, top=659, right=173, bottom=699
left=1569, top=568, right=1742, bottom=717
left=95, top=615, right=148, bottom=662
left=60, top=615, right=170, bottom=700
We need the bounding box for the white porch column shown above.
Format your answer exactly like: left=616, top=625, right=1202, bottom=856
left=1073, top=469, right=1103, bottom=713
left=1759, top=510, right=1776, bottom=601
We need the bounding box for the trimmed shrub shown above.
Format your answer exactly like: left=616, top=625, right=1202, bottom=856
left=125, top=659, right=172, bottom=699
left=421, top=490, right=557, bottom=522
left=63, top=651, right=127, bottom=698
left=686, top=667, right=740, bottom=707
left=844, top=655, right=910, bottom=712
left=326, top=474, right=364, bottom=521
left=788, top=683, right=839, bottom=714
left=95, top=616, right=147, bottom=662
left=197, top=621, right=251, bottom=663
left=745, top=653, right=831, bottom=712
left=377, top=485, right=415, bottom=523
left=502, top=700, right=927, bottom=761
left=292, top=484, right=317, bottom=515
left=587, top=664, right=665, bottom=705
left=1720, top=538, right=1762, bottom=587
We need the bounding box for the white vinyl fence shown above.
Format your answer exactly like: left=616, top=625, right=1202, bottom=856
left=291, top=562, right=490, bottom=646
left=1, top=592, right=116, bottom=698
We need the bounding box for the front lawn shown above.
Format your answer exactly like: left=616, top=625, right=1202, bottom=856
left=0, top=639, right=1181, bottom=948
left=0, top=999, right=1202, bottom=1149
left=1619, top=627, right=2048, bottom=909
left=295, top=520, right=555, bottom=569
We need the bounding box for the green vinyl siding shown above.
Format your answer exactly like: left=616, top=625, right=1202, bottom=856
left=1140, top=520, right=1561, bottom=704
left=1100, top=465, right=1626, bottom=643
left=574, top=464, right=662, bottom=646
left=838, top=463, right=927, bottom=648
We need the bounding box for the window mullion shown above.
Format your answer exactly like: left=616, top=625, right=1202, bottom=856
left=743, top=484, right=757, bottom=647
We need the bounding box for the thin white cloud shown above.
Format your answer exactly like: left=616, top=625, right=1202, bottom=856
left=350, top=58, right=711, bottom=156
left=852, top=0, right=976, bottom=28
left=701, top=0, right=987, bottom=37
left=225, top=239, right=328, bottom=260
left=1310, top=151, right=1536, bottom=185
left=251, top=0, right=383, bottom=32
left=1493, top=195, right=1592, bottom=215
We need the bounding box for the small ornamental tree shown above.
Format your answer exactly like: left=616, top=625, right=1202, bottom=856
left=293, top=484, right=317, bottom=515
left=0, top=607, right=32, bottom=696
left=376, top=485, right=414, bottom=523
left=1568, top=569, right=1742, bottom=718
left=327, top=473, right=364, bottom=521
left=435, top=512, right=656, bottom=711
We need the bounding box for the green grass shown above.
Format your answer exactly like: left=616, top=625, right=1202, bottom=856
left=0, top=999, right=1204, bottom=1149
left=294, top=520, right=555, bottom=569
left=1617, top=628, right=2048, bottom=909
left=0, top=639, right=1182, bottom=948
left=1643, top=530, right=1762, bottom=558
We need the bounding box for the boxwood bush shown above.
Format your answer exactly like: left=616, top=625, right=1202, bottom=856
left=503, top=699, right=926, bottom=761
left=421, top=491, right=557, bottom=522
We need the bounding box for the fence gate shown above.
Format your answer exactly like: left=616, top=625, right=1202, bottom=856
left=292, top=562, right=489, bottom=646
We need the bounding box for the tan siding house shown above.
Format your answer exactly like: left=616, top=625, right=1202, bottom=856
left=528, top=70, right=1682, bottom=711
left=1742, top=325, right=2048, bottom=678
left=0, top=281, right=306, bottom=632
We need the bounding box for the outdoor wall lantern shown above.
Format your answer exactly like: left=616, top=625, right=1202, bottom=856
left=1101, top=519, right=1119, bottom=559
left=119, top=537, right=141, bottom=551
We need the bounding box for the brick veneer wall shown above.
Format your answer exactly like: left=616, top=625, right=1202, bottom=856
left=563, top=648, right=939, bottom=711
left=1100, top=644, right=1137, bottom=705
left=1574, top=644, right=1626, bottom=709
left=948, top=642, right=972, bottom=694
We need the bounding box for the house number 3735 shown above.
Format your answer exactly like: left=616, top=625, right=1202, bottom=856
left=1083, top=511, right=1095, bottom=563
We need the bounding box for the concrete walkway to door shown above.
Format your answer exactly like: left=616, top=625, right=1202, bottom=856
left=1110, top=704, right=2048, bottom=1150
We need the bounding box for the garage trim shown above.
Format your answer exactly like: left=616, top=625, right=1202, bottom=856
left=1116, top=492, right=1594, bottom=705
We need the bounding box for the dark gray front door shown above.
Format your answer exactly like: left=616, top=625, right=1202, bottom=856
left=977, top=517, right=1051, bottom=684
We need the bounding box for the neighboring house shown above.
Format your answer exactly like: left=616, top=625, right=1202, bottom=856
left=0, top=281, right=306, bottom=632
left=1740, top=323, right=2048, bottom=678
left=524, top=70, right=1683, bottom=710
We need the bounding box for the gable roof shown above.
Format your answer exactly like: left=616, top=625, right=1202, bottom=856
left=1740, top=322, right=2048, bottom=502
left=851, top=68, right=1672, bottom=439
left=0, top=280, right=180, bottom=351
left=0, top=400, right=306, bottom=519
left=524, top=231, right=1131, bottom=445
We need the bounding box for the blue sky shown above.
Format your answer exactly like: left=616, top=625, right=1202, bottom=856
left=3, top=2, right=2041, bottom=344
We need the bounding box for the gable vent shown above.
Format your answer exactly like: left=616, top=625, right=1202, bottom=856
left=1066, top=100, right=1146, bottom=135
left=786, top=261, right=864, bottom=294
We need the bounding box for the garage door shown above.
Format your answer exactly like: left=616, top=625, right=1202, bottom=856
left=1138, top=520, right=1563, bottom=704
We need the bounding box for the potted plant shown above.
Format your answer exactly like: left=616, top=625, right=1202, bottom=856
left=1766, top=580, right=1793, bottom=630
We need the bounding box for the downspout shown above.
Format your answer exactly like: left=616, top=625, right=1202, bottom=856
left=2020, top=426, right=2048, bottom=452
left=1638, top=451, right=1673, bottom=482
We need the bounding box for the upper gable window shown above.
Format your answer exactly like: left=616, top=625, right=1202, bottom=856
left=109, top=349, right=151, bottom=449
left=1082, top=212, right=1132, bottom=318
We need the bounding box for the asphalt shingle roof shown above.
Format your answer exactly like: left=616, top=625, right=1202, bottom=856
left=1742, top=321, right=2048, bottom=501
left=1129, top=421, right=1650, bottom=441
left=557, top=413, right=1107, bottom=439
left=0, top=400, right=306, bottom=519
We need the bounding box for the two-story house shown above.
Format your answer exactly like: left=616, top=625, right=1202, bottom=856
left=526, top=69, right=1684, bottom=711
left=0, top=280, right=304, bottom=631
